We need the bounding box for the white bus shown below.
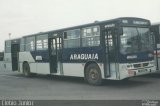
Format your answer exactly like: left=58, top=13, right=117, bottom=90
left=4, top=17, right=156, bottom=85
left=151, top=23, right=160, bottom=70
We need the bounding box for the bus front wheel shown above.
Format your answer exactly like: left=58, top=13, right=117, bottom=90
left=23, top=62, right=31, bottom=77
left=85, top=64, right=102, bottom=85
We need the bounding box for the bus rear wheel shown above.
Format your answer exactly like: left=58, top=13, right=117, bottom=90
left=23, top=62, right=31, bottom=77
left=85, top=64, right=102, bottom=85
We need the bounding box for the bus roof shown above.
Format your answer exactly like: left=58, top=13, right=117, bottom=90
left=5, top=37, right=21, bottom=42
left=151, top=23, right=160, bottom=26
left=20, top=17, right=150, bottom=38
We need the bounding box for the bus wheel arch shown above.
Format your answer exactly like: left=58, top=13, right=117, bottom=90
left=23, top=61, right=31, bottom=77
left=84, top=61, right=103, bottom=85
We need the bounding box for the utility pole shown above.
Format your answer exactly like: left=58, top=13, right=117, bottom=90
left=8, top=33, right=11, bottom=39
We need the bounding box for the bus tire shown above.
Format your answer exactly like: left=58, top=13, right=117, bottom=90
left=23, top=62, right=31, bottom=77
left=122, top=78, right=130, bottom=82
left=85, top=64, right=102, bottom=85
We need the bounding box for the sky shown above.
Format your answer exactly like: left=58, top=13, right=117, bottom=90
left=0, top=0, right=160, bottom=51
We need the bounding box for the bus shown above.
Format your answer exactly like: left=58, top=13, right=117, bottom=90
left=151, top=23, right=160, bottom=70
left=4, top=17, right=156, bottom=85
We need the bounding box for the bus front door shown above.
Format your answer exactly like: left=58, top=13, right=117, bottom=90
left=104, top=29, right=117, bottom=78
left=11, top=44, right=20, bottom=71
left=49, top=37, right=63, bottom=74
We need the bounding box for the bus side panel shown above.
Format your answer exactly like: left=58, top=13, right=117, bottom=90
left=119, top=61, right=156, bottom=80
left=29, top=63, right=37, bottom=73
left=105, top=63, right=118, bottom=80
left=62, top=63, right=105, bottom=78
left=119, top=63, right=130, bottom=79
left=19, top=52, right=36, bottom=73
left=19, top=52, right=35, bottom=62
left=63, top=63, right=84, bottom=77
left=35, top=50, right=50, bottom=74
left=36, top=63, right=50, bottom=74
left=4, top=53, right=12, bottom=71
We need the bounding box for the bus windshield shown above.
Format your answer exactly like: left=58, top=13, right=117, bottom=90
left=120, top=27, right=153, bottom=54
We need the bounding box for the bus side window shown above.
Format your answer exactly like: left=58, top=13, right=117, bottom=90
left=20, top=38, right=25, bottom=52
left=36, top=34, right=48, bottom=51
left=63, top=29, right=80, bottom=48
left=105, top=33, right=114, bottom=48
left=25, top=36, right=35, bottom=51
left=82, top=26, right=100, bottom=47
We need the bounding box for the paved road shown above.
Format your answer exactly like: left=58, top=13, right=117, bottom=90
left=0, top=70, right=160, bottom=100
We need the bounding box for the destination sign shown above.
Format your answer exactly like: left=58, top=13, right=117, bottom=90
left=121, top=19, right=149, bottom=25
left=133, top=21, right=148, bottom=25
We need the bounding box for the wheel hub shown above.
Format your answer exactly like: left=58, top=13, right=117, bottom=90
left=90, top=69, right=98, bottom=80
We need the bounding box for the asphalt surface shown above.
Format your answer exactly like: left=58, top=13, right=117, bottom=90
left=0, top=70, right=160, bottom=100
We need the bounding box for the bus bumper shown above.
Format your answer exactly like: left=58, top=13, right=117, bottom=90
left=119, top=62, right=156, bottom=80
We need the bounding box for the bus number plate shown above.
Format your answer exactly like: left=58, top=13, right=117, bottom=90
left=128, top=70, right=135, bottom=76
left=138, top=69, right=147, bottom=73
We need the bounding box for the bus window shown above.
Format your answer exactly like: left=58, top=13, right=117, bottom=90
left=82, top=26, right=100, bottom=47
left=25, top=36, right=35, bottom=51
left=93, top=26, right=100, bottom=36
left=63, top=29, right=80, bottom=48
left=120, top=27, right=153, bottom=54
left=20, top=38, right=25, bottom=52
left=36, top=34, right=48, bottom=50
left=56, top=37, right=62, bottom=50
